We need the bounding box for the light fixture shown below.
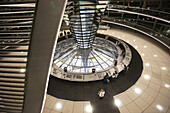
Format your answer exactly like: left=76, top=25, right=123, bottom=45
left=85, top=105, right=93, bottom=112
left=127, top=40, right=129, bottom=43
left=133, top=39, right=136, bottom=42
left=142, top=53, right=145, bottom=56
left=135, top=46, right=138, bottom=49
left=134, top=88, right=141, bottom=94
left=161, top=67, right=167, bottom=70
left=20, top=69, right=25, bottom=73
left=154, top=54, right=157, bottom=57
left=56, top=103, right=62, bottom=109
left=114, top=99, right=121, bottom=107
left=145, top=63, right=150, bottom=66
left=24, top=59, right=27, bottom=61
left=144, top=74, right=150, bottom=80
left=156, top=105, right=163, bottom=111
left=144, top=45, right=147, bottom=48
left=164, top=84, right=169, bottom=88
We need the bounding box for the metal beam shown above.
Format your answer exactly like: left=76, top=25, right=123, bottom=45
left=23, top=0, right=67, bottom=113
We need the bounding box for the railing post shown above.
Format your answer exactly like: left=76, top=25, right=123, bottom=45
left=153, top=19, right=157, bottom=29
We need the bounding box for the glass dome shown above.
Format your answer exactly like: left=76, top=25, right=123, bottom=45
left=53, top=38, right=119, bottom=73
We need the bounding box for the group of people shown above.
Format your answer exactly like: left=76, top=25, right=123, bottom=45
left=104, top=63, right=129, bottom=84
left=103, top=71, right=119, bottom=84
left=98, top=64, right=129, bottom=99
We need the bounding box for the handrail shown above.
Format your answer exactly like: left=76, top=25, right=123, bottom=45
left=109, top=5, right=170, bottom=15
left=102, top=20, right=170, bottom=49
left=107, top=8, right=170, bottom=23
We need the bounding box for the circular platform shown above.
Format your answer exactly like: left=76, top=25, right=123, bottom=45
left=51, top=34, right=132, bottom=81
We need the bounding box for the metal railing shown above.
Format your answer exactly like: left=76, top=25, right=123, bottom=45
left=102, top=7, right=170, bottom=49
left=108, top=5, right=170, bottom=21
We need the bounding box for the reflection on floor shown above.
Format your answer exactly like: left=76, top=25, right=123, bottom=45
left=43, top=94, right=92, bottom=113
left=43, top=28, right=170, bottom=113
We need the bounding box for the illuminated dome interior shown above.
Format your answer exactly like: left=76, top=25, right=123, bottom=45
left=53, top=38, right=120, bottom=73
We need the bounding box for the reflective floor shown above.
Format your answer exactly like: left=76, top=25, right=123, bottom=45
left=43, top=28, right=170, bottom=113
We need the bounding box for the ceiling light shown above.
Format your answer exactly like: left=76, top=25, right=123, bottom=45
left=154, top=54, right=157, bottom=57
left=164, top=84, right=169, bottom=88
left=56, top=103, right=62, bottom=109
left=145, top=63, right=150, bottom=66
left=144, top=74, right=150, bottom=80
left=144, top=45, right=147, bottom=48
left=142, top=53, right=145, bottom=56
left=156, top=105, right=163, bottom=111
left=133, top=39, right=136, bottom=41
left=85, top=105, right=92, bottom=112
left=114, top=99, right=121, bottom=107
left=134, top=88, right=141, bottom=94
left=135, top=46, right=138, bottom=49
left=161, top=67, right=166, bottom=70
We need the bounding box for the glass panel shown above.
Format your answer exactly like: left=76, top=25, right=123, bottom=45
left=75, top=59, right=82, bottom=66
left=101, top=63, right=109, bottom=69
left=96, top=65, right=103, bottom=71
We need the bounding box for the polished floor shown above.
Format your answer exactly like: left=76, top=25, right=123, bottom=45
left=47, top=40, right=142, bottom=113
left=43, top=28, right=170, bottom=113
